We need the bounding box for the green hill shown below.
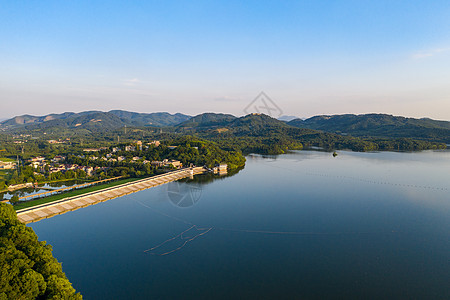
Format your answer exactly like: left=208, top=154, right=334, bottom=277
left=175, top=113, right=445, bottom=154
left=1, top=110, right=191, bottom=132
left=177, top=113, right=236, bottom=128
left=109, top=110, right=190, bottom=127
left=288, top=114, right=450, bottom=143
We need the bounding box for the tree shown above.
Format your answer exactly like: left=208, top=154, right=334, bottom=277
left=0, top=203, right=82, bottom=299
left=9, top=195, right=19, bottom=205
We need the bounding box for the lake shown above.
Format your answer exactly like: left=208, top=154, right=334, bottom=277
left=30, top=150, right=450, bottom=299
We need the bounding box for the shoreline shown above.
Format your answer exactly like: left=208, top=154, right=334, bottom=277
left=16, top=167, right=207, bottom=224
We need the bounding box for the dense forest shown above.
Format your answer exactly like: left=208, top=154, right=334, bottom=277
left=0, top=203, right=82, bottom=299
left=0, top=136, right=245, bottom=191
left=176, top=113, right=447, bottom=154
left=288, top=113, right=450, bottom=144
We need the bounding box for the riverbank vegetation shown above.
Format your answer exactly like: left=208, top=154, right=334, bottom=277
left=0, top=203, right=82, bottom=299
left=0, top=136, right=246, bottom=196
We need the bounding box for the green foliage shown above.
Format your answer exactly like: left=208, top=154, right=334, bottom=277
left=288, top=113, right=450, bottom=144
left=178, top=113, right=236, bottom=128
left=177, top=113, right=446, bottom=153
left=0, top=203, right=82, bottom=299
left=9, top=195, right=19, bottom=205
left=142, top=136, right=246, bottom=170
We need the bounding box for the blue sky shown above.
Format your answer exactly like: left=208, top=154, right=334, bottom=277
left=1, top=0, right=450, bottom=120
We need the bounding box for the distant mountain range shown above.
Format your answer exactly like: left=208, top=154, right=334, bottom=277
left=1, top=110, right=449, bottom=144
left=287, top=114, right=450, bottom=144
left=174, top=112, right=448, bottom=152
left=0, top=110, right=191, bottom=131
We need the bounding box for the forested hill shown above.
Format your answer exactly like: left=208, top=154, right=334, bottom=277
left=288, top=114, right=450, bottom=143
left=0, top=110, right=191, bottom=131
left=178, top=113, right=237, bottom=128
left=176, top=113, right=446, bottom=153
left=177, top=113, right=295, bottom=137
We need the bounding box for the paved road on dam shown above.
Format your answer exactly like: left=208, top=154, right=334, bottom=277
left=16, top=167, right=206, bottom=224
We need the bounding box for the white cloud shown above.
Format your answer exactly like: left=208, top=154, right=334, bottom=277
left=122, top=78, right=140, bottom=86
left=412, top=47, right=450, bottom=59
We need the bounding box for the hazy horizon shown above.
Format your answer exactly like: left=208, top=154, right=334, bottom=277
left=1, top=1, right=449, bottom=120
left=1, top=108, right=450, bottom=123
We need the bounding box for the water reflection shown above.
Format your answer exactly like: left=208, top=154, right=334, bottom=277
left=0, top=179, right=91, bottom=200
left=162, top=168, right=244, bottom=208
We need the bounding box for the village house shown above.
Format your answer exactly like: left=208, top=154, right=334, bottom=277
left=0, top=161, right=16, bottom=170
left=151, top=161, right=163, bottom=167
left=31, top=161, right=42, bottom=169
left=47, top=139, right=65, bottom=144
left=49, top=165, right=65, bottom=173
left=51, top=155, right=65, bottom=163
left=156, top=159, right=183, bottom=168
left=83, top=147, right=108, bottom=152
left=212, top=163, right=228, bottom=175
left=84, top=166, right=94, bottom=176
left=150, top=159, right=182, bottom=168
left=136, top=141, right=143, bottom=151
left=65, top=164, right=78, bottom=170
left=30, top=156, right=46, bottom=163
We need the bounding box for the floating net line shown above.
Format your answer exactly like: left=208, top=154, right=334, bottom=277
left=136, top=200, right=399, bottom=256
left=144, top=225, right=212, bottom=256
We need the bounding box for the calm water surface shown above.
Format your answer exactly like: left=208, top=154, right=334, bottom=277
left=1, top=179, right=91, bottom=200
left=30, top=150, right=450, bottom=299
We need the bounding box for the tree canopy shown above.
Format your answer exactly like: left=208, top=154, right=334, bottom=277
left=0, top=203, right=82, bottom=299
